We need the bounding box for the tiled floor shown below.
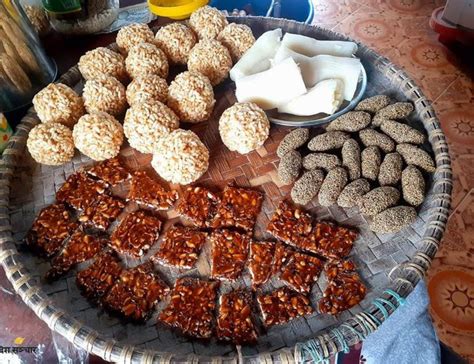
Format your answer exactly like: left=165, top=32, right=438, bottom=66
left=311, top=0, right=473, bottom=361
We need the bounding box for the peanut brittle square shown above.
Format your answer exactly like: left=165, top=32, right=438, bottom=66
left=176, top=186, right=220, bottom=228
left=279, top=252, right=324, bottom=294
left=266, top=201, right=313, bottom=249
left=102, top=262, right=169, bottom=321
left=159, top=278, right=219, bottom=339
left=151, top=225, right=207, bottom=269
left=127, top=171, right=178, bottom=210
left=216, top=289, right=258, bottom=345
left=79, top=194, right=125, bottom=231
left=46, top=230, right=107, bottom=280
left=110, top=210, right=162, bottom=257
left=272, top=242, right=295, bottom=275
left=210, top=229, right=250, bottom=281
left=87, top=157, right=130, bottom=186
left=257, top=287, right=313, bottom=327
left=76, top=251, right=123, bottom=302
left=56, top=172, right=107, bottom=211
left=301, top=222, right=357, bottom=260
left=210, top=185, right=263, bottom=233
left=248, top=241, right=276, bottom=288
left=318, top=260, right=366, bottom=315
left=25, top=204, right=78, bottom=258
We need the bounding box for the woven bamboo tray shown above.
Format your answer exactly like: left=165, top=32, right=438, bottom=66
left=0, top=17, right=452, bottom=363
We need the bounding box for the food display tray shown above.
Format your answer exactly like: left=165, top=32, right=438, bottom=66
left=0, top=16, right=452, bottom=363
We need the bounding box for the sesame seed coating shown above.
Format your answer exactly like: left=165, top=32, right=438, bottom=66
left=359, top=186, right=400, bottom=216
left=217, top=23, right=255, bottom=62
left=378, top=152, right=403, bottom=186
left=380, top=119, right=425, bottom=145
left=372, top=102, right=414, bottom=126
left=277, top=128, right=310, bottom=158
left=116, top=23, right=154, bottom=54
left=302, top=153, right=341, bottom=171
left=361, top=146, right=382, bottom=181
left=396, top=143, right=436, bottom=173
left=341, top=139, right=361, bottom=181
left=278, top=150, right=302, bottom=185
left=318, top=167, right=348, bottom=207
left=307, top=131, right=351, bottom=152
left=155, top=23, right=197, bottom=65
left=402, top=165, right=425, bottom=206
left=167, top=71, right=215, bottom=123
left=337, top=178, right=370, bottom=208
left=82, top=76, right=127, bottom=117
left=78, top=47, right=127, bottom=83
left=27, top=123, right=75, bottom=165
left=291, top=169, right=324, bottom=205
left=126, top=74, right=168, bottom=107
left=355, top=95, right=391, bottom=113
left=188, top=39, right=232, bottom=86
left=359, top=128, right=395, bottom=153
left=326, top=111, right=371, bottom=132
left=125, top=42, right=169, bottom=79
left=370, top=206, right=416, bottom=234
left=189, top=5, right=228, bottom=40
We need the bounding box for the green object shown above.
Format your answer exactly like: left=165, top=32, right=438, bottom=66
left=42, top=0, right=82, bottom=15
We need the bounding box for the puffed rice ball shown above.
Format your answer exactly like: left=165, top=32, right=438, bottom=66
left=152, top=129, right=209, bottom=185
left=219, top=102, right=270, bottom=154
left=125, top=42, right=169, bottom=79
left=27, top=123, right=74, bottom=165
left=167, top=71, right=215, bottom=123
left=189, top=5, right=228, bottom=40
left=126, top=74, right=168, bottom=106
left=78, top=47, right=127, bottom=83
left=124, top=101, right=179, bottom=154
left=33, top=83, right=84, bottom=127
left=217, top=23, right=255, bottom=62
left=82, top=76, right=127, bottom=116
left=73, top=113, right=124, bottom=161
left=155, top=23, right=197, bottom=65
left=116, top=23, right=155, bottom=54
left=187, top=39, right=232, bottom=86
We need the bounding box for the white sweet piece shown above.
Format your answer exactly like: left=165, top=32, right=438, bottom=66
left=229, top=28, right=282, bottom=81
left=278, top=79, right=344, bottom=116
left=281, top=33, right=358, bottom=57
left=235, top=58, right=306, bottom=110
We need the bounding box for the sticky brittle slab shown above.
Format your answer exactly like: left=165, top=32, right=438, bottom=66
left=25, top=203, right=78, bottom=258
left=87, top=157, right=130, bottom=186
left=176, top=186, right=220, bottom=228
left=210, top=185, right=263, bottom=233
left=102, top=262, right=169, bottom=321
left=56, top=172, right=107, bottom=211
left=159, top=278, right=219, bottom=339
left=151, top=225, right=207, bottom=269
left=127, top=171, right=178, bottom=210
left=279, top=251, right=324, bottom=294
left=110, top=210, right=162, bottom=257
left=248, top=241, right=276, bottom=288
left=79, top=194, right=125, bottom=230
left=210, top=229, right=250, bottom=281
left=216, top=289, right=258, bottom=345
left=46, top=230, right=107, bottom=280
left=257, top=287, right=313, bottom=327
left=319, top=260, right=367, bottom=315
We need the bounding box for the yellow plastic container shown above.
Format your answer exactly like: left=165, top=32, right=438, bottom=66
left=148, top=0, right=209, bottom=20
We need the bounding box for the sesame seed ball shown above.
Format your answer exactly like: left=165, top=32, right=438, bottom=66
left=124, top=101, right=179, bottom=154
left=116, top=23, right=155, bottom=54
left=126, top=74, right=168, bottom=106
left=189, top=5, right=228, bottom=40
left=73, top=112, right=123, bottom=161
left=33, top=83, right=84, bottom=127
left=187, top=39, right=232, bottom=86
left=27, top=123, right=74, bottom=165
left=82, top=76, right=127, bottom=117
left=277, top=128, right=310, bottom=158
left=155, top=23, right=197, bottom=65
left=167, top=71, right=215, bottom=123
left=152, top=129, right=209, bottom=185
left=125, top=42, right=169, bottom=80
left=78, top=47, right=127, bottom=83
left=217, top=23, right=255, bottom=62
left=219, top=102, right=270, bottom=154
left=370, top=206, right=416, bottom=234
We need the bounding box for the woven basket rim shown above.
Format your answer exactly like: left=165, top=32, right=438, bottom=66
left=0, top=16, right=453, bottom=363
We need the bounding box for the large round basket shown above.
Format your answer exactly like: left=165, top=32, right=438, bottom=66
left=0, top=17, right=452, bottom=363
